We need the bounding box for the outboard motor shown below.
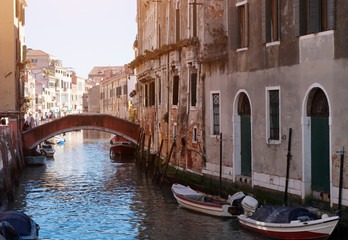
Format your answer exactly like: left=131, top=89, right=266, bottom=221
left=242, top=196, right=259, bottom=216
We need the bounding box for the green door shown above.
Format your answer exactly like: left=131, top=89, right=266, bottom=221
left=311, top=117, right=330, bottom=193
left=241, top=116, right=251, bottom=176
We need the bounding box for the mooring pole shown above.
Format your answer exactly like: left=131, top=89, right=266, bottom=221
left=284, top=128, right=292, bottom=206
left=219, top=132, right=222, bottom=197
left=338, top=147, right=344, bottom=218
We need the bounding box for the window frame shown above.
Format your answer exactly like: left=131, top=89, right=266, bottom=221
left=265, top=86, right=281, bottom=144
left=262, top=0, right=281, bottom=44
left=172, top=75, right=179, bottom=106
left=236, top=1, right=249, bottom=50
left=210, top=91, right=221, bottom=136
left=190, top=73, right=197, bottom=107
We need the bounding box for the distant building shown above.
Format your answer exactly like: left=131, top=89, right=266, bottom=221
left=88, top=85, right=100, bottom=113
left=100, top=65, right=135, bottom=120
left=88, top=66, right=124, bottom=83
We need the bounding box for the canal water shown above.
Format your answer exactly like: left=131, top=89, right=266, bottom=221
left=8, top=131, right=268, bottom=239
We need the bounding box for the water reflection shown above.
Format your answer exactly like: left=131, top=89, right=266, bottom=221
left=9, top=130, right=267, bottom=239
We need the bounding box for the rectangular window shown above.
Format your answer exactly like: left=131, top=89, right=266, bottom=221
left=149, top=82, right=155, bottom=106
left=237, top=3, right=249, bottom=48
left=173, top=123, right=177, bottom=139
left=123, top=85, right=127, bottom=95
left=262, top=0, right=280, bottom=43
left=191, top=73, right=197, bottom=107
left=189, top=0, right=198, bottom=38
left=266, top=88, right=280, bottom=142
left=158, top=78, right=161, bottom=106
left=192, top=126, right=197, bottom=142
left=297, top=0, right=336, bottom=36
left=173, top=76, right=179, bottom=106
left=144, top=84, right=148, bottom=107
left=212, top=93, right=220, bottom=135
left=176, top=8, right=180, bottom=42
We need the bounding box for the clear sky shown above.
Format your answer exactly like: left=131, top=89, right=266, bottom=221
left=25, top=0, right=137, bottom=79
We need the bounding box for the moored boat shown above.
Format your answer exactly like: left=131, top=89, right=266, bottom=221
left=0, top=211, right=40, bottom=240
left=25, top=155, right=47, bottom=166
left=238, top=205, right=339, bottom=239
left=40, top=144, right=55, bottom=158
left=171, top=183, right=249, bottom=217
left=110, top=141, right=136, bottom=157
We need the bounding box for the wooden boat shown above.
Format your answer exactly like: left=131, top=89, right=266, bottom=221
left=40, top=144, right=55, bottom=158
left=0, top=211, right=40, bottom=240
left=109, top=135, right=136, bottom=157
left=238, top=205, right=339, bottom=239
left=171, top=183, right=246, bottom=217
left=25, top=155, right=47, bottom=166
left=110, top=141, right=136, bottom=157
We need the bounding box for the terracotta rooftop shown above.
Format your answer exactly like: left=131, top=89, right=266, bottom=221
left=27, top=49, right=50, bottom=56
left=88, top=66, right=124, bottom=76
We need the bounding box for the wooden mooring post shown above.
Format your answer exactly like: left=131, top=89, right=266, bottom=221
left=0, top=141, right=14, bottom=202
left=153, top=140, right=164, bottom=179
left=145, top=135, right=151, bottom=172
left=135, top=129, right=143, bottom=161
left=17, top=131, right=26, bottom=168
left=12, top=131, right=23, bottom=171
left=140, top=133, right=145, bottom=164
left=4, top=133, right=19, bottom=185
left=160, top=141, right=175, bottom=184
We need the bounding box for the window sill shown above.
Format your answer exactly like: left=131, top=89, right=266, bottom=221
left=299, top=30, right=334, bottom=40
left=266, top=41, right=280, bottom=47
left=266, top=139, right=281, bottom=145
left=236, top=47, right=248, bottom=52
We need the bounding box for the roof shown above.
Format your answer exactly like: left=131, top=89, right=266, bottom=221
left=88, top=66, right=124, bottom=76
left=27, top=49, right=50, bottom=56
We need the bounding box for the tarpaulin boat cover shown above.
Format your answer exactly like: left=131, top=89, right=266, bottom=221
left=250, top=206, right=319, bottom=223
left=0, top=211, right=32, bottom=236
left=172, top=184, right=205, bottom=201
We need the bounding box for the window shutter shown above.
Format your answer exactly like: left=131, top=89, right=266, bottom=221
left=229, top=4, right=238, bottom=49
left=176, top=9, right=180, bottom=42
left=244, top=3, right=249, bottom=47
left=309, top=0, right=321, bottom=33
left=264, top=0, right=272, bottom=43
left=262, top=0, right=267, bottom=43
left=327, top=0, right=336, bottom=29
left=294, top=0, right=300, bottom=36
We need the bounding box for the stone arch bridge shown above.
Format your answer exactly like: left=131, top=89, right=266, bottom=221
left=22, top=114, right=141, bottom=149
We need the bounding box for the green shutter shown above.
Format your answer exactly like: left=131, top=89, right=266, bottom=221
left=327, top=0, right=336, bottom=30
left=309, top=0, right=321, bottom=33
left=244, top=3, right=249, bottom=47
left=229, top=4, right=238, bottom=49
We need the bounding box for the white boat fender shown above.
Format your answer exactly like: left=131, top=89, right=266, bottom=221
left=321, top=214, right=329, bottom=219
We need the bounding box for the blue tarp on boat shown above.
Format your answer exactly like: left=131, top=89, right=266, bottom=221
left=250, top=206, right=319, bottom=223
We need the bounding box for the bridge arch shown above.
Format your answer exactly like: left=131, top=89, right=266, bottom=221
left=22, top=114, right=141, bottom=149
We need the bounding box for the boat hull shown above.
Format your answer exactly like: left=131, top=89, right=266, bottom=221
left=110, top=142, right=136, bottom=157
left=171, top=184, right=243, bottom=217
left=25, top=156, right=47, bottom=166
left=238, top=214, right=339, bottom=239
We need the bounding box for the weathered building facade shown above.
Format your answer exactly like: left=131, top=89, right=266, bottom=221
left=201, top=0, right=348, bottom=207
left=134, top=0, right=205, bottom=172
left=135, top=0, right=348, bottom=207
left=0, top=0, right=27, bottom=134
left=100, top=65, right=135, bottom=120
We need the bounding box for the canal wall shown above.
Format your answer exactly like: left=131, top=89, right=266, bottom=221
left=0, top=130, right=25, bottom=205
left=137, top=143, right=348, bottom=230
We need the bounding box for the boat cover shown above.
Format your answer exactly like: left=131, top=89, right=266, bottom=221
left=0, top=211, right=32, bottom=236
left=250, top=206, right=319, bottom=223
left=172, top=184, right=205, bottom=201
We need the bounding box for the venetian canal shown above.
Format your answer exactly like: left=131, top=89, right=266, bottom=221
left=3, top=130, right=327, bottom=240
